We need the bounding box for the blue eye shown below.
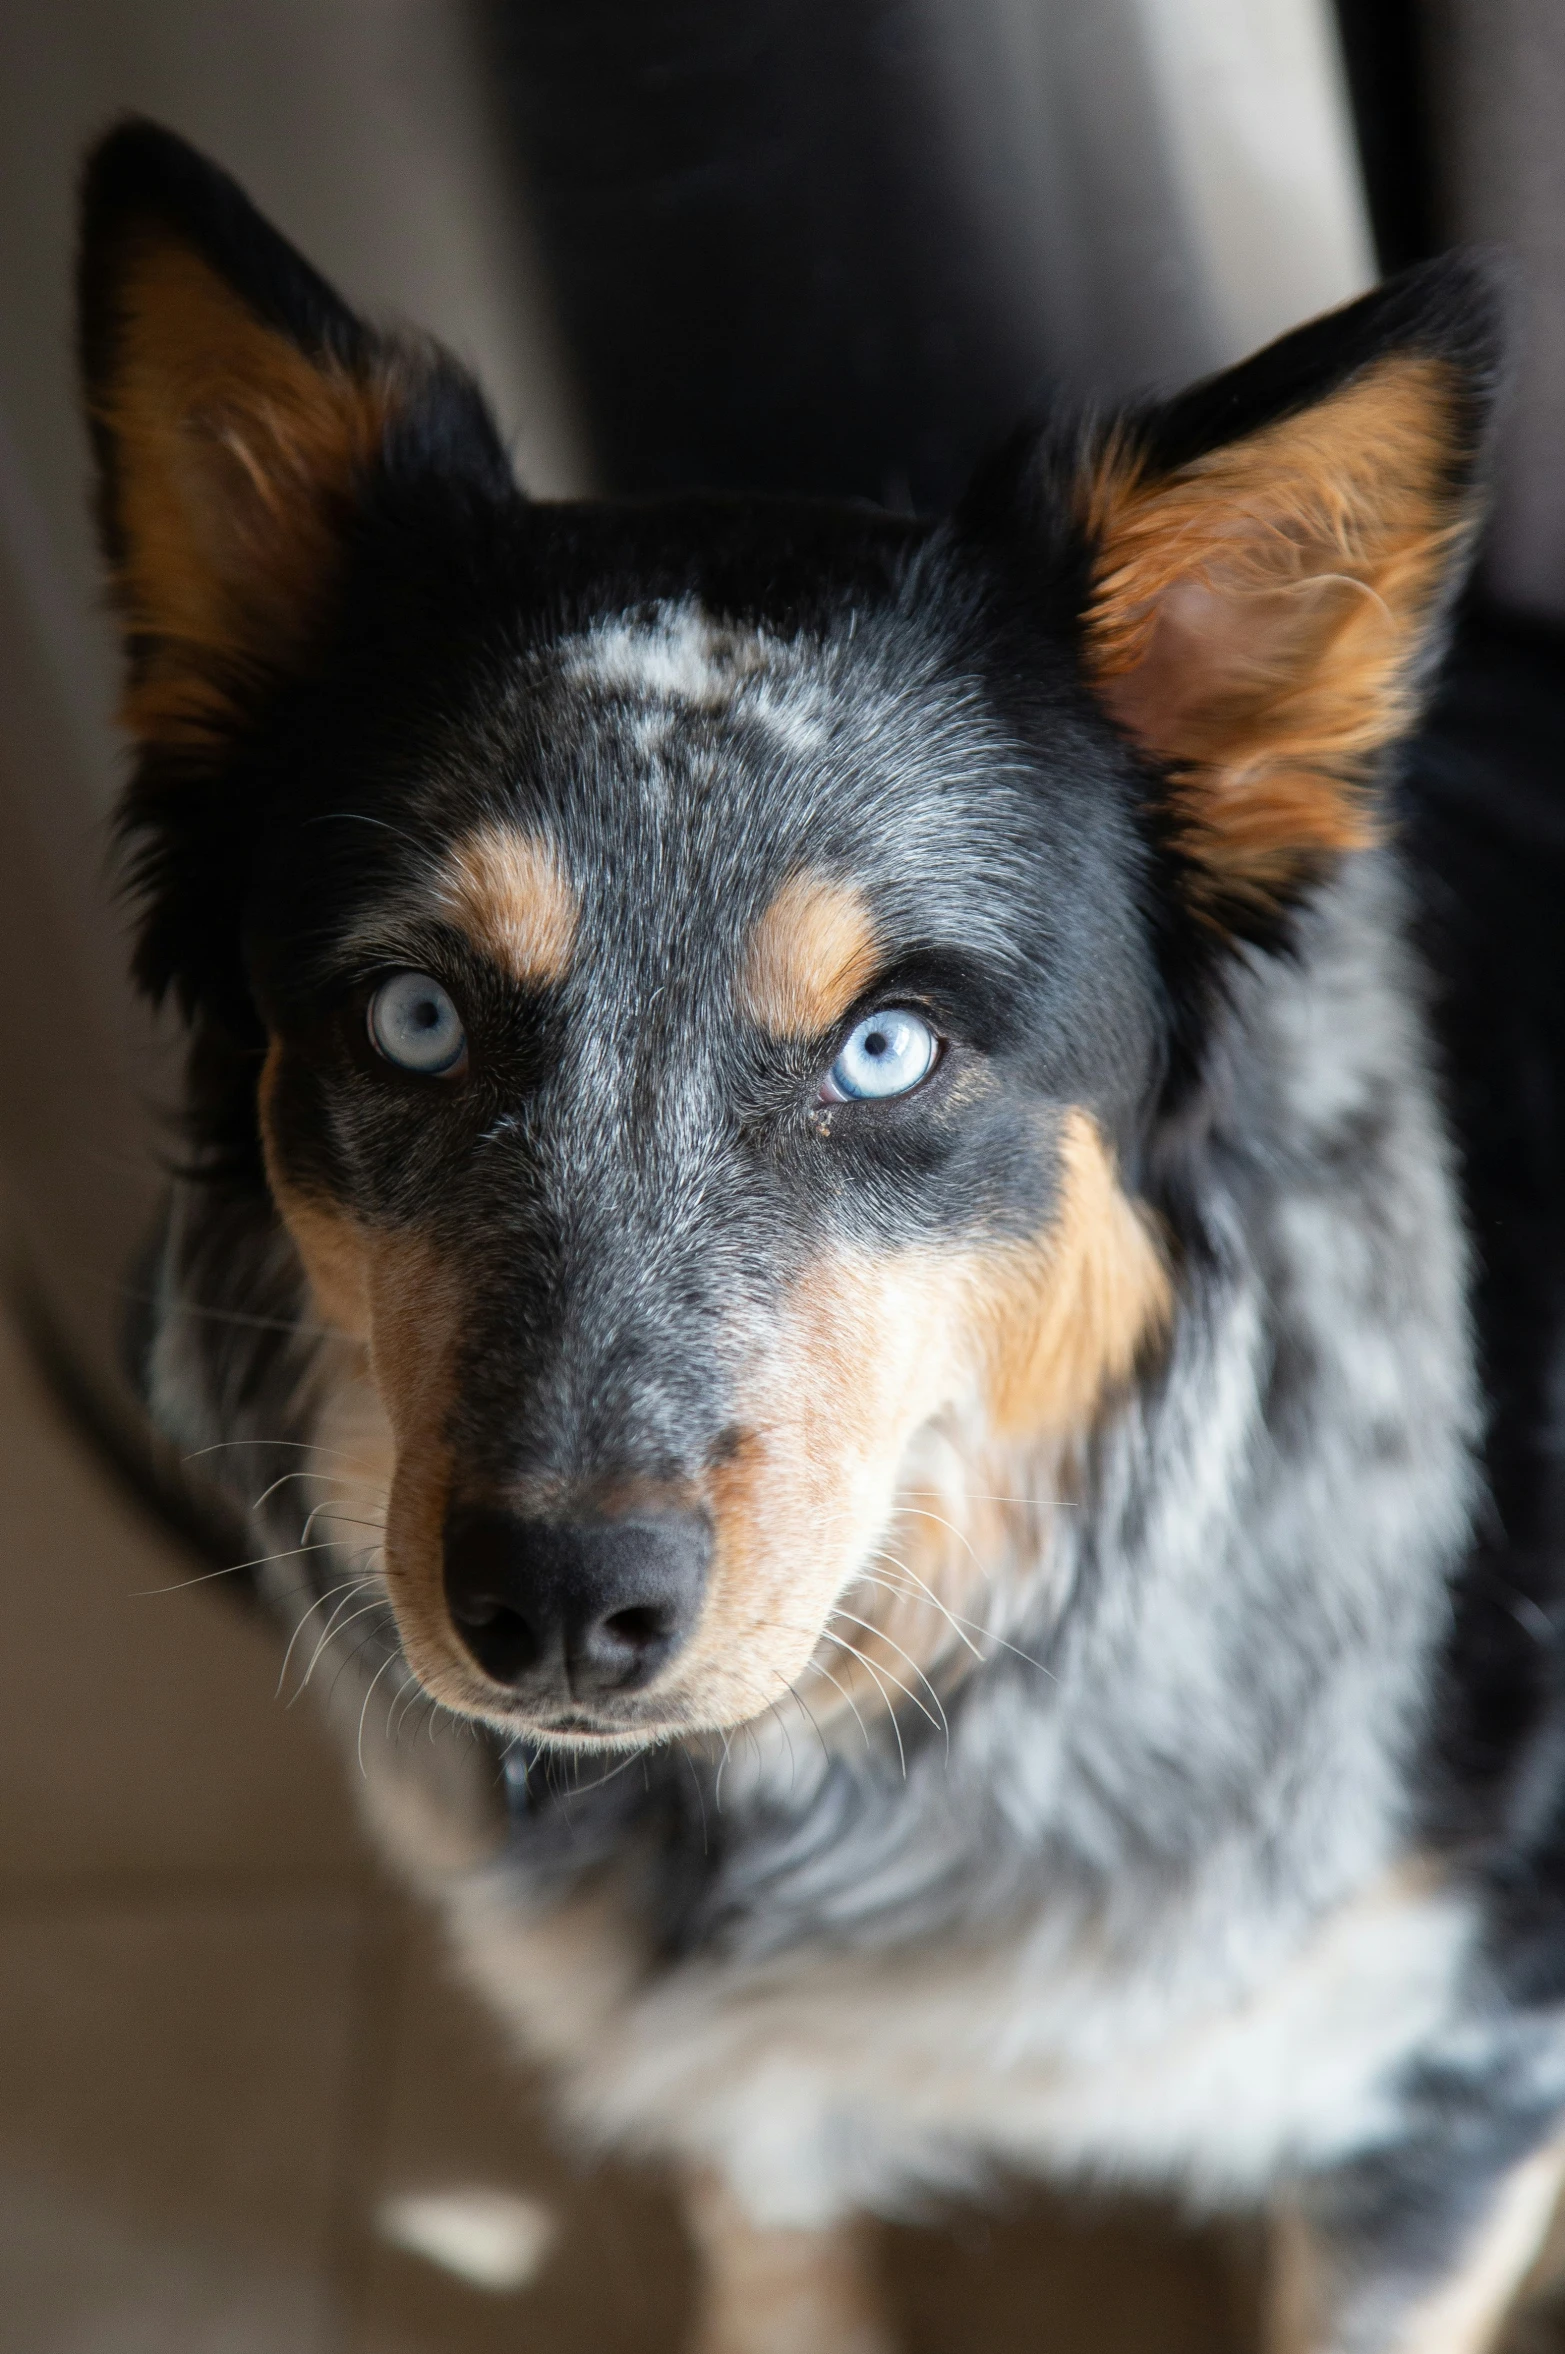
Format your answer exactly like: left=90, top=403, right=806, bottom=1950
left=822, top=1009, right=938, bottom=1102
left=367, top=971, right=467, bottom=1076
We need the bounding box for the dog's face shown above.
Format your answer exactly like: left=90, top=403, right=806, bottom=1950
left=250, top=586, right=1175, bottom=1741
left=81, top=126, right=1497, bottom=1745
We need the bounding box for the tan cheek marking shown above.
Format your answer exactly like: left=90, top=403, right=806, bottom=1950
left=358, top=1235, right=471, bottom=1700
left=434, top=824, right=579, bottom=986
left=301, top=1364, right=507, bottom=1877
left=259, top=1045, right=480, bottom=1706
left=738, top=871, right=880, bottom=1037
left=258, top=1044, right=373, bottom=1337
left=672, top=1113, right=1166, bottom=1735
left=975, top=1108, right=1171, bottom=1437
left=666, top=1248, right=967, bottom=1732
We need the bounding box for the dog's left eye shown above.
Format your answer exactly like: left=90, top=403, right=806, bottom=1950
left=367, top=971, right=467, bottom=1076
left=821, top=1009, right=938, bottom=1102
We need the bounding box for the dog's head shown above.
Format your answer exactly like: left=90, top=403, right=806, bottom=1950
left=80, top=123, right=1501, bottom=1747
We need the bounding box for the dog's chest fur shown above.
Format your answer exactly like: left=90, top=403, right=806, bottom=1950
left=173, top=848, right=1485, bottom=2226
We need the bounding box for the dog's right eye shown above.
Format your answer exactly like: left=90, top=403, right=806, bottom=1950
left=367, top=971, right=468, bottom=1076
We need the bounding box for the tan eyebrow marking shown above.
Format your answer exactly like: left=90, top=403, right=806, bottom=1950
left=738, top=871, right=880, bottom=1037
left=434, top=824, right=579, bottom=986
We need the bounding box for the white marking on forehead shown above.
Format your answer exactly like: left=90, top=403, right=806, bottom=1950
left=559, top=598, right=829, bottom=752
left=562, top=600, right=766, bottom=702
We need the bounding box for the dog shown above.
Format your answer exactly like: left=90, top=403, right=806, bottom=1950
left=78, top=117, right=1565, bottom=2352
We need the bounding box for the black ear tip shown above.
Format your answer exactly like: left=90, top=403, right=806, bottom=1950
left=80, top=116, right=235, bottom=250
left=1385, top=247, right=1516, bottom=385
left=77, top=114, right=372, bottom=391
left=78, top=117, right=251, bottom=359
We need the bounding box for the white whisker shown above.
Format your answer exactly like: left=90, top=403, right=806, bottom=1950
left=357, top=1649, right=402, bottom=1774
left=181, top=1438, right=359, bottom=1463
left=303, top=1505, right=387, bottom=1541
left=829, top=1607, right=949, bottom=1750
left=856, top=1566, right=1055, bottom=1680
left=249, top=1466, right=357, bottom=1513
left=275, top=1573, right=377, bottom=1698
left=326, top=1625, right=396, bottom=1712
left=760, top=1693, right=799, bottom=1796
left=893, top=1486, right=1073, bottom=1509
left=775, top=1672, right=833, bottom=1773
left=135, top=1537, right=339, bottom=1597
left=860, top=1552, right=985, bottom=1661
left=292, top=1588, right=390, bottom=1702
left=823, top=1634, right=908, bottom=1778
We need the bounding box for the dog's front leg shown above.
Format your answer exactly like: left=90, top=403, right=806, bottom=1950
left=1266, top=2129, right=1565, bottom=2354
left=682, top=2170, right=895, bottom=2354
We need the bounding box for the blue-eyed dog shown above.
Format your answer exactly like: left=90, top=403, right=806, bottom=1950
left=79, top=118, right=1565, bottom=2354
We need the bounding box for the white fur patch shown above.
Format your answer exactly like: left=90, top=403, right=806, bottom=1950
left=558, top=598, right=829, bottom=753
left=376, top=2187, right=557, bottom=2291
left=562, top=601, right=767, bottom=703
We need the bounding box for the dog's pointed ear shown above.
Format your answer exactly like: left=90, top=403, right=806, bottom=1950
left=78, top=119, right=510, bottom=746
left=1072, top=258, right=1505, bottom=923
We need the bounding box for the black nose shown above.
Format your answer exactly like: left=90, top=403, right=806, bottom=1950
left=442, top=1505, right=710, bottom=1702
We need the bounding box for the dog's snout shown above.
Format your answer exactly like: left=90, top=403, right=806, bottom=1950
left=442, top=1505, right=710, bottom=1703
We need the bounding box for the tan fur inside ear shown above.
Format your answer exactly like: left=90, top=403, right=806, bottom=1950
left=1083, top=356, right=1474, bottom=911
left=99, top=236, right=398, bottom=743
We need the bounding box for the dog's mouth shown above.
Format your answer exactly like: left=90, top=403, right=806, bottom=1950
left=498, top=1703, right=691, bottom=1750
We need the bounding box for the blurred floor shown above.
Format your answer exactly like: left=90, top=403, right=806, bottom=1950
left=0, top=1295, right=1256, bottom=2351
